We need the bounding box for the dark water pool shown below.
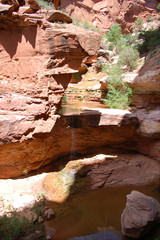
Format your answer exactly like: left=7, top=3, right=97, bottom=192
left=45, top=183, right=160, bottom=240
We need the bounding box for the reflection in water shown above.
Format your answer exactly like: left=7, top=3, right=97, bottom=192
left=48, top=101, right=160, bottom=240
left=46, top=183, right=160, bottom=240
left=60, top=101, right=107, bottom=115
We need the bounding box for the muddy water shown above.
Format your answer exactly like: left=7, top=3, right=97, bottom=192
left=60, top=101, right=107, bottom=115
left=46, top=183, right=160, bottom=240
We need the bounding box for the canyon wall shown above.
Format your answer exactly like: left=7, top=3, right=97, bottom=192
left=0, top=6, right=101, bottom=178
left=0, top=1, right=160, bottom=180
left=60, top=0, right=160, bottom=33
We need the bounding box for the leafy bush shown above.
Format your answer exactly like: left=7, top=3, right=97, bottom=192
left=119, top=46, right=139, bottom=71
left=37, top=0, right=54, bottom=9
left=147, top=14, right=155, bottom=22
left=138, top=28, right=160, bottom=53
left=123, top=33, right=138, bottom=46
left=105, top=24, right=122, bottom=45
left=133, top=18, right=144, bottom=32
left=102, top=65, right=132, bottom=109
left=0, top=212, right=30, bottom=240
left=107, top=65, right=122, bottom=85
left=157, top=3, right=160, bottom=13
left=72, top=18, right=100, bottom=32
left=116, top=37, right=127, bottom=54
left=104, top=84, right=132, bottom=109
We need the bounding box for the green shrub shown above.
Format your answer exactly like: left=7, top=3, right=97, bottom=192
left=102, top=65, right=132, bottom=109
left=62, top=94, right=68, bottom=103
left=119, top=46, right=139, bottom=71
left=116, top=37, right=127, bottom=54
left=138, top=28, right=160, bottom=53
left=133, top=18, right=144, bottom=32
left=157, top=3, right=160, bottom=12
left=123, top=33, right=138, bottom=46
left=107, top=65, right=122, bottom=85
left=101, top=63, right=109, bottom=73
left=72, top=18, right=100, bottom=32
left=105, top=24, right=122, bottom=45
left=147, top=14, right=155, bottom=22
left=37, top=0, right=54, bottom=9
left=104, top=84, right=132, bottom=109
left=0, top=212, right=30, bottom=240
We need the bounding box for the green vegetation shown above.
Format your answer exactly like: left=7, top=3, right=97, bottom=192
left=0, top=194, right=46, bottom=240
left=72, top=18, right=100, bottom=32
left=102, top=65, right=132, bottom=109
left=37, top=0, right=55, bottom=9
left=0, top=212, right=31, bottom=240
left=157, top=3, right=160, bottom=13
left=119, top=46, right=139, bottom=71
left=100, top=18, right=160, bottom=109
left=138, top=28, right=160, bottom=53
left=105, top=24, right=122, bottom=45
left=133, top=17, right=144, bottom=32
left=101, top=23, right=139, bottom=109
left=147, top=14, right=155, bottom=22
left=62, top=94, right=68, bottom=103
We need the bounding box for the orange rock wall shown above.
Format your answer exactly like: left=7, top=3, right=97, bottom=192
left=61, top=0, right=159, bottom=33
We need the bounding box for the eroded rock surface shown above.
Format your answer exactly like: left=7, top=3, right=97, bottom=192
left=61, top=0, right=159, bottom=33
left=121, top=190, right=160, bottom=239
left=43, top=153, right=160, bottom=202
left=0, top=4, right=101, bottom=178
left=124, top=48, right=160, bottom=108
left=0, top=105, right=160, bottom=178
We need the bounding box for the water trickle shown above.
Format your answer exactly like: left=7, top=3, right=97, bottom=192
left=70, top=127, right=76, bottom=160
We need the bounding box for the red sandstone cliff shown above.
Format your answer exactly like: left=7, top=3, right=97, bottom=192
left=60, top=0, right=160, bottom=33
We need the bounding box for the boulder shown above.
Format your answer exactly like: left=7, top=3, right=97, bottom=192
left=47, top=10, right=72, bottom=23
left=121, top=191, right=160, bottom=239
left=44, top=208, right=55, bottom=220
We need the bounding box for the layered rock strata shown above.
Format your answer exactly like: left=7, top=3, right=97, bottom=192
left=0, top=6, right=101, bottom=178
left=124, top=48, right=160, bottom=108
left=0, top=106, right=160, bottom=178
left=60, top=0, right=159, bottom=33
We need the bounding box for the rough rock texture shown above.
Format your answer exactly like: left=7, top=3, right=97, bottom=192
left=0, top=5, right=101, bottom=178
left=121, top=190, right=160, bottom=239
left=47, top=10, right=72, bottom=23
left=43, top=154, right=160, bottom=202
left=60, top=0, right=159, bottom=33
left=0, top=106, right=160, bottom=178
left=123, top=48, right=160, bottom=108
left=0, top=3, right=160, bottom=179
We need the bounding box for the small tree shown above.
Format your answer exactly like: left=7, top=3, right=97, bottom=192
left=102, top=65, right=132, bottom=109
left=119, top=46, right=139, bottom=71
left=106, top=24, right=122, bottom=45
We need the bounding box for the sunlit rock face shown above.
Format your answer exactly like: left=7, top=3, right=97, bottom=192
left=43, top=153, right=160, bottom=202
left=60, top=0, right=159, bottom=33
left=123, top=48, right=160, bottom=108
left=0, top=6, right=101, bottom=178
left=0, top=105, right=160, bottom=178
